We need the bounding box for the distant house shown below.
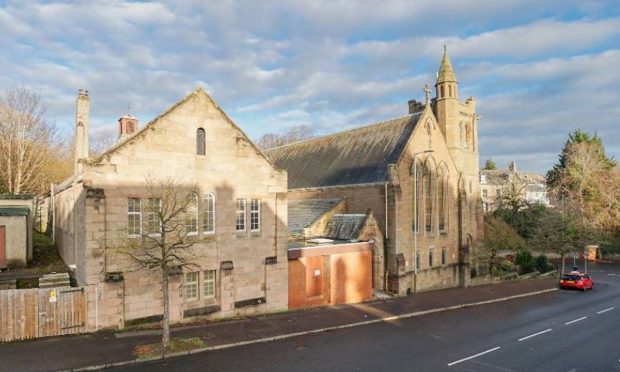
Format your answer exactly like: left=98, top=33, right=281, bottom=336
left=479, top=161, right=549, bottom=212
left=0, top=194, right=34, bottom=269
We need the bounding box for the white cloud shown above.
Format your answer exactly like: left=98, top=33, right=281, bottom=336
left=0, top=0, right=618, bottom=173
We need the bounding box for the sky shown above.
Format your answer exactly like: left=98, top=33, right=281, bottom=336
left=1, top=0, right=619, bottom=173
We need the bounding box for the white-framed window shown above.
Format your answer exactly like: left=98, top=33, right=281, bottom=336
left=203, top=193, right=215, bottom=234
left=127, top=198, right=142, bottom=237
left=482, top=189, right=488, bottom=199
left=185, top=272, right=198, bottom=301
left=235, top=198, right=246, bottom=231
left=250, top=199, right=260, bottom=232
left=187, top=192, right=199, bottom=235
left=203, top=270, right=216, bottom=298
left=146, top=198, right=162, bottom=236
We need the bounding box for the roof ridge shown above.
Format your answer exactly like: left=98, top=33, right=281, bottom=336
left=266, top=112, right=420, bottom=152
left=93, top=88, right=205, bottom=162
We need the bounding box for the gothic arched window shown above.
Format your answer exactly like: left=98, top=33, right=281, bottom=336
left=412, top=160, right=423, bottom=233
left=437, top=163, right=449, bottom=232
left=423, top=164, right=434, bottom=233
left=196, top=128, right=206, bottom=155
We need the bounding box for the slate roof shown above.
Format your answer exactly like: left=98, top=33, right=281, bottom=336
left=265, top=113, right=422, bottom=189
left=287, top=198, right=343, bottom=234
left=0, top=194, right=33, bottom=200
left=481, top=169, right=546, bottom=187
left=324, top=214, right=367, bottom=240
left=480, top=170, right=514, bottom=186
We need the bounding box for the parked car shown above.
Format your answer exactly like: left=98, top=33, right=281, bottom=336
left=559, top=271, right=593, bottom=291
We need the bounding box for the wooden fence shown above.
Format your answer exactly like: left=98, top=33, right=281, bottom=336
left=0, top=286, right=85, bottom=342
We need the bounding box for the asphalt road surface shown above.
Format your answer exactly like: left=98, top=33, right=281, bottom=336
left=114, top=261, right=620, bottom=372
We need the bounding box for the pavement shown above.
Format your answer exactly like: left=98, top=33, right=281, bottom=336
left=0, top=277, right=558, bottom=371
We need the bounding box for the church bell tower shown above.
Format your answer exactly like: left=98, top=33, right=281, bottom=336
left=434, top=46, right=460, bottom=149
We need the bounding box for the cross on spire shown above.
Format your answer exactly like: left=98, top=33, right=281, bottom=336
left=424, top=84, right=431, bottom=106
left=127, top=102, right=132, bottom=116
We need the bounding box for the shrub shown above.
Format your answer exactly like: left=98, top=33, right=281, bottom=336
left=536, top=254, right=549, bottom=273
left=497, top=259, right=517, bottom=275
left=515, top=250, right=535, bottom=274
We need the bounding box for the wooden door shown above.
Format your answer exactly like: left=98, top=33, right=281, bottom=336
left=0, top=225, right=6, bottom=268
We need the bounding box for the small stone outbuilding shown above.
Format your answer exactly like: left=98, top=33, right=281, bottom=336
left=0, top=194, right=34, bottom=269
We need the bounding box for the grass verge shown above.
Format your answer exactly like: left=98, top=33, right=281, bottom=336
left=134, top=337, right=206, bottom=359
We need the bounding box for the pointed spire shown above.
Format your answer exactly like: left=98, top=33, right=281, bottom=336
left=436, top=45, right=457, bottom=84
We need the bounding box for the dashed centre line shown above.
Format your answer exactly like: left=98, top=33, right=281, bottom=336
left=447, top=346, right=501, bottom=366
left=564, top=316, right=587, bottom=325
left=518, top=328, right=552, bottom=341
left=597, top=307, right=614, bottom=314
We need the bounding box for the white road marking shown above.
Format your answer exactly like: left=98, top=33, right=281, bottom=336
left=597, top=307, right=614, bottom=314
left=518, top=328, right=552, bottom=341
left=447, top=347, right=501, bottom=366
left=564, top=316, right=587, bottom=325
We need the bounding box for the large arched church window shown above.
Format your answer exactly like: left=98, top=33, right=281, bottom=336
left=437, top=163, right=449, bottom=232
left=412, top=160, right=423, bottom=234
left=423, top=163, right=434, bottom=233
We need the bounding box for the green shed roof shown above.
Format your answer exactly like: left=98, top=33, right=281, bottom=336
left=0, top=206, right=29, bottom=216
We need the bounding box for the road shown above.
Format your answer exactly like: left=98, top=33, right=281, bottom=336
left=114, top=261, right=620, bottom=372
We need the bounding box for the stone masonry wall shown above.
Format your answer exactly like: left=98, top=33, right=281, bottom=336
left=56, top=89, right=289, bottom=330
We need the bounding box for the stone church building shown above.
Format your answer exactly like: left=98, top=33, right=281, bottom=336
left=266, top=47, right=482, bottom=295
left=50, top=46, right=482, bottom=331
left=52, top=88, right=288, bottom=330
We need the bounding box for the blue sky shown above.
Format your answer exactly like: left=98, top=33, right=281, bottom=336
left=1, top=0, right=619, bottom=173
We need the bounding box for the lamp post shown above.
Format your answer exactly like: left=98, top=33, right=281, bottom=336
left=413, top=149, right=434, bottom=293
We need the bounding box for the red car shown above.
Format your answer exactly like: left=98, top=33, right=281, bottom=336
left=559, top=271, right=593, bottom=291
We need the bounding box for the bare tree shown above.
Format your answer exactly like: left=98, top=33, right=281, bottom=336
left=531, top=205, right=592, bottom=274
left=90, top=128, right=118, bottom=157
left=0, top=87, right=65, bottom=195
left=110, top=178, right=210, bottom=353
left=256, top=124, right=316, bottom=149
left=474, top=215, right=526, bottom=275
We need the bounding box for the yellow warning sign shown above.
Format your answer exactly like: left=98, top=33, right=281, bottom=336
left=49, top=290, right=57, bottom=303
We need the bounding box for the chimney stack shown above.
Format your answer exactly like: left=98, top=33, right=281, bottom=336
left=74, top=89, right=90, bottom=174
left=118, top=115, right=138, bottom=140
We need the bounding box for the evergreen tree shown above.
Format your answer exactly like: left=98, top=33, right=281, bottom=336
left=547, top=129, right=615, bottom=188
left=483, top=158, right=497, bottom=170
